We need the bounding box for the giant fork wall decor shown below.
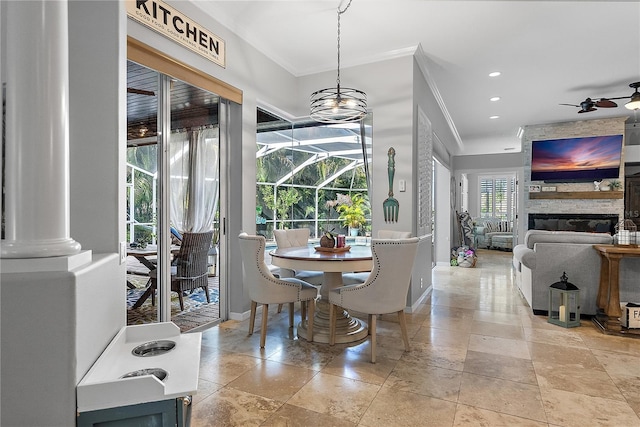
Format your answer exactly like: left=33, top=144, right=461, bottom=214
left=383, top=147, right=399, bottom=222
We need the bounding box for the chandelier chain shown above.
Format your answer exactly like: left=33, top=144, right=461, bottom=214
left=336, top=0, right=353, bottom=89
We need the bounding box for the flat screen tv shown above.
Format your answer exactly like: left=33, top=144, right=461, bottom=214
left=530, top=134, right=623, bottom=182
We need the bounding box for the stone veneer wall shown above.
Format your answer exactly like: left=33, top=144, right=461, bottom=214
left=522, top=117, right=627, bottom=232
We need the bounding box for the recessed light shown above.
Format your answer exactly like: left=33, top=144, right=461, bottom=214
left=490, top=115, right=500, bottom=119
left=490, top=96, right=501, bottom=102
left=489, top=71, right=501, bottom=77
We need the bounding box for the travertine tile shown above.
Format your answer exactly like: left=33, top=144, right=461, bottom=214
left=453, top=403, right=548, bottom=426
left=359, top=386, right=456, bottom=427
left=458, top=372, right=546, bottom=422
left=287, top=372, right=380, bottom=424
left=198, top=352, right=261, bottom=385
left=190, top=251, right=640, bottom=426
left=412, top=324, right=471, bottom=349
left=190, top=387, right=281, bottom=427
left=523, top=326, right=587, bottom=348
left=541, top=388, right=640, bottom=427
left=322, top=349, right=397, bottom=385
left=468, top=334, right=531, bottom=360
left=385, top=359, right=463, bottom=401
left=534, top=361, right=624, bottom=400
left=399, top=340, right=467, bottom=371
left=261, top=404, right=356, bottom=427
left=266, top=338, right=344, bottom=371
left=227, top=359, right=317, bottom=402
left=470, top=319, right=525, bottom=340
left=192, top=378, right=224, bottom=405
left=463, top=350, right=537, bottom=385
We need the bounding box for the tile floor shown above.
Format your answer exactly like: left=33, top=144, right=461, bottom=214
left=190, top=249, right=640, bottom=426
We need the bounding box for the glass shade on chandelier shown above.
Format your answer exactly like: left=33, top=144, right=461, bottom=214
left=310, top=85, right=367, bottom=123
left=625, top=92, right=640, bottom=110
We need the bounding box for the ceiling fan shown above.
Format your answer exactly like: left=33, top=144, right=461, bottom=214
left=560, top=82, right=640, bottom=113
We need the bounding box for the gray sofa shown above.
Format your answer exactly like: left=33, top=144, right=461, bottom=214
left=513, top=230, right=640, bottom=316
left=474, top=217, right=514, bottom=250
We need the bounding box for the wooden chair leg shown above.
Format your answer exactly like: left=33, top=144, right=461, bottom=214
left=301, top=301, right=307, bottom=323
left=289, top=302, right=295, bottom=328
left=398, top=310, right=410, bottom=352
left=329, top=303, right=336, bottom=346
left=248, top=301, right=257, bottom=335
left=368, top=314, right=373, bottom=335
left=150, top=278, right=156, bottom=306
left=260, top=303, right=269, bottom=348
left=370, top=313, right=377, bottom=363
left=277, top=304, right=283, bottom=313
left=177, top=291, right=185, bottom=311
left=307, top=298, right=315, bottom=342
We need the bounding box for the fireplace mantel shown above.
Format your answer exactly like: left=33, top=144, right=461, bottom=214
left=529, top=191, right=623, bottom=200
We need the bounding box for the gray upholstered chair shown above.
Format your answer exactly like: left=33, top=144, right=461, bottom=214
left=341, top=230, right=413, bottom=285
left=273, top=229, right=324, bottom=285
left=377, top=229, right=412, bottom=239
left=238, top=232, right=318, bottom=347
left=329, top=237, right=419, bottom=363
left=273, top=228, right=324, bottom=313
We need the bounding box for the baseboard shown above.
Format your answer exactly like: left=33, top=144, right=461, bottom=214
left=229, top=310, right=252, bottom=321
left=407, top=286, right=432, bottom=313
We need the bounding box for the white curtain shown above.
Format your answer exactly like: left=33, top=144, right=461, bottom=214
left=170, top=127, right=219, bottom=233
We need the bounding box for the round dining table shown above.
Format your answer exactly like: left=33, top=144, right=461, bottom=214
left=270, top=244, right=373, bottom=344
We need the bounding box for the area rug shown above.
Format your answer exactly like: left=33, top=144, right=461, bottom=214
left=126, top=275, right=220, bottom=332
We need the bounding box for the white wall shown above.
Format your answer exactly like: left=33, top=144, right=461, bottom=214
left=434, top=160, right=452, bottom=265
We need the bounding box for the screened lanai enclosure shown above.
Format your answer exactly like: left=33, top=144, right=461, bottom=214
left=256, top=108, right=373, bottom=240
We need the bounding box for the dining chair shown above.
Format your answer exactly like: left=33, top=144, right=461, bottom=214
left=146, top=230, right=213, bottom=311
left=273, top=228, right=324, bottom=313
left=238, top=232, right=318, bottom=347
left=341, top=230, right=413, bottom=285
left=273, top=229, right=324, bottom=285
left=329, top=237, right=419, bottom=363
left=377, top=229, right=412, bottom=239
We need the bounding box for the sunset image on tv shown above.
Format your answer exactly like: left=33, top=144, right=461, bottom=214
left=530, top=135, right=623, bottom=182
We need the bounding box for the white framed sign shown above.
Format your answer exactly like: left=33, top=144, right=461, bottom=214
left=126, top=0, right=226, bottom=68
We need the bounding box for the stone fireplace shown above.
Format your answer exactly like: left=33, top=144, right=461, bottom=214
left=528, top=213, right=618, bottom=234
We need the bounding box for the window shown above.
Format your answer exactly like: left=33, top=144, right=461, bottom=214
left=479, top=175, right=516, bottom=221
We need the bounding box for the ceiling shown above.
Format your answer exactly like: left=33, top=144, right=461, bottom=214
left=192, top=0, right=640, bottom=156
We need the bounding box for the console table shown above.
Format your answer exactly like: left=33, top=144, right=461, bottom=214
left=593, top=244, right=640, bottom=336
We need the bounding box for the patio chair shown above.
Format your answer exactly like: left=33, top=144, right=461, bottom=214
left=329, top=237, right=419, bottom=363
left=146, top=230, right=213, bottom=311
left=238, top=232, right=318, bottom=347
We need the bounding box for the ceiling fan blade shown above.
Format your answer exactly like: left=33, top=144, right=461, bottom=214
left=127, top=87, right=156, bottom=96
left=559, top=103, right=580, bottom=107
left=578, top=107, right=597, bottom=113
left=595, top=99, right=617, bottom=108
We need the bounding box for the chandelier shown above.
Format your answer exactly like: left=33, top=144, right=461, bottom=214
left=310, top=0, right=367, bottom=123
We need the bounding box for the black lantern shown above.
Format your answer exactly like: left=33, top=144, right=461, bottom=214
left=548, top=272, right=581, bottom=328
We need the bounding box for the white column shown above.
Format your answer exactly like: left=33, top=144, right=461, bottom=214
left=1, top=0, right=81, bottom=258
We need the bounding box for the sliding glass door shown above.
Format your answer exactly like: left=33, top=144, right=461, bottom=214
left=126, top=60, right=222, bottom=325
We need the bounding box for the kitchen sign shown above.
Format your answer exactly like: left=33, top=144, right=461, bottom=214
left=127, top=0, right=226, bottom=68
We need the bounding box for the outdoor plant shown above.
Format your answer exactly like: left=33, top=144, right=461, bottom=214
left=336, top=193, right=370, bottom=233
